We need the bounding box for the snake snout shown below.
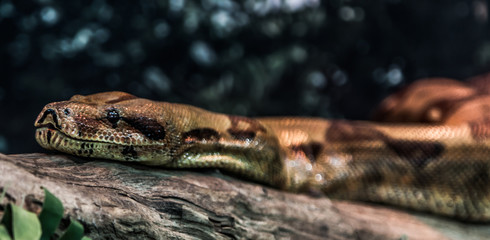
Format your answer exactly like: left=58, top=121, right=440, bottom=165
left=35, top=108, right=61, bottom=129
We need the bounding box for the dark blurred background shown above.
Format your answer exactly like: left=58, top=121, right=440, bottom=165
left=1, top=0, right=490, bottom=154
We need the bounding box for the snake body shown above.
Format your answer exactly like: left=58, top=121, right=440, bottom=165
left=34, top=77, right=490, bottom=221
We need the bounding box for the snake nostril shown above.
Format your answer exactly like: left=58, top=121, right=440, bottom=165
left=45, top=108, right=56, bottom=115
left=37, top=108, right=61, bottom=128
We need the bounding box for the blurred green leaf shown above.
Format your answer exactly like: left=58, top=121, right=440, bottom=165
left=0, top=204, right=12, bottom=233
left=0, top=225, right=12, bottom=240
left=81, top=236, right=92, bottom=240
left=0, top=185, right=7, bottom=203
left=59, top=218, right=84, bottom=240
left=39, top=188, right=64, bottom=240
left=1, top=204, right=41, bottom=240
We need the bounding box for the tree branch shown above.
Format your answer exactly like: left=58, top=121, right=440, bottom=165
left=0, top=153, right=486, bottom=239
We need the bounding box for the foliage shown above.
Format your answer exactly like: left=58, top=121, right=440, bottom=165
left=0, top=188, right=91, bottom=240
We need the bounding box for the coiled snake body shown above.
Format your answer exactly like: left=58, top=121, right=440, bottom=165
left=35, top=77, right=490, bottom=222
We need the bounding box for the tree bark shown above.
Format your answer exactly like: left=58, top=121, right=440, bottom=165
left=0, top=153, right=488, bottom=240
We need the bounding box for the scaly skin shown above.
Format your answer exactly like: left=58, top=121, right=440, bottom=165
left=34, top=78, right=490, bottom=222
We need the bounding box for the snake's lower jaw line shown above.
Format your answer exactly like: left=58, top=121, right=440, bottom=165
left=35, top=128, right=54, bottom=150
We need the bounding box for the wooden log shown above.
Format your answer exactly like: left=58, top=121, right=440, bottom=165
left=0, top=153, right=487, bottom=239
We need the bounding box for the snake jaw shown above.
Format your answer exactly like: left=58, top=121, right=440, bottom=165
left=35, top=106, right=64, bottom=150
left=34, top=99, right=176, bottom=165
left=35, top=105, right=76, bottom=152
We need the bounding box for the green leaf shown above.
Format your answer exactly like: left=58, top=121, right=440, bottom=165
left=59, top=218, right=84, bottom=240
left=0, top=185, right=7, bottom=203
left=39, top=188, right=64, bottom=240
left=0, top=204, right=13, bottom=236
left=1, top=204, right=41, bottom=240
left=0, top=225, right=12, bottom=240
left=81, top=237, right=92, bottom=240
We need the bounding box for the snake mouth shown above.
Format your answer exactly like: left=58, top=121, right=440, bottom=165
left=35, top=108, right=67, bottom=147
left=36, top=123, right=57, bottom=131
left=35, top=123, right=74, bottom=150
left=35, top=124, right=110, bottom=147
left=35, top=122, right=101, bottom=149
left=35, top=123, right=164, bottom=164
left=35, top=125, right=121, bottom=159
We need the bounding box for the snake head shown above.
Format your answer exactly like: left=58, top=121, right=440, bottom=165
left=34, top=91, right=175, bottom=164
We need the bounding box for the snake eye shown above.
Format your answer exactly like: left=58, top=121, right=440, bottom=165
left=64, top=108, right=72, bottom=116
left=106, top=109, right=121, bottom=126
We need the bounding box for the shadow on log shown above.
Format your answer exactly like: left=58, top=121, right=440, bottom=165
left=0, top=153, right=488, bottom=239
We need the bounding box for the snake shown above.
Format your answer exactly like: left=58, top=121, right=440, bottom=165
left=34, top=76, right=490, bottom=222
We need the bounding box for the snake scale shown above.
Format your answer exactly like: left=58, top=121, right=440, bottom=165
left=34, top=76, right=490, bottom=222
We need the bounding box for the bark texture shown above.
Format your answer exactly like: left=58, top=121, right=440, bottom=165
left=0, top=153, right=488, bottom=240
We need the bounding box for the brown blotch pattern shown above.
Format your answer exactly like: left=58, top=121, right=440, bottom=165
left=227, top=130, right=256, bottom=141
left=182, top=128, right=220, bottom=144
left=326, top=120, right=384, bottom=142
left=123, top=117, right=166, bottom=141
left=290, top=142, right=323, bottom=163
left=227, top=115, right=267, bottom=141
left=385, top=140, right=444, bottom=168
left=326, top=120, right=445, bottom=168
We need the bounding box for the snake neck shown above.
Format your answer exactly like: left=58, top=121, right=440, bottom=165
left=139, top=103, right=292, bottom=188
